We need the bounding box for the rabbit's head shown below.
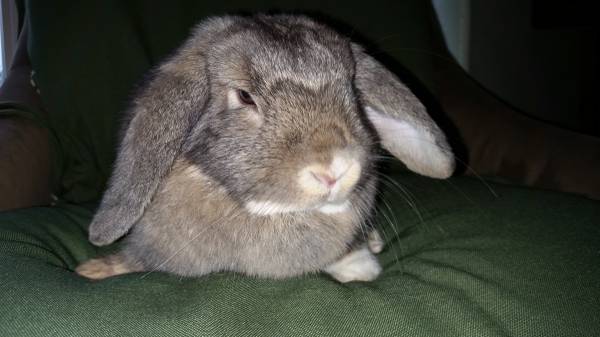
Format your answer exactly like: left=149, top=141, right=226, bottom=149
left=88, top=14, right=454, bottom=245
left=182, top=15, right=374, bottom=214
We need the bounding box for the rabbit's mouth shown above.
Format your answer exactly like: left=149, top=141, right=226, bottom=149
left=296, top=151, right=363, bottom=199
left=243, top=148, right=363, bottom=216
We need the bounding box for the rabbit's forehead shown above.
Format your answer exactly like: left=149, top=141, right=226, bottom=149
left=257, top=31, right=349, bottom=66
left=248, top=46, right=351, bottom=91
left=212, top=26, right=352, bottom=85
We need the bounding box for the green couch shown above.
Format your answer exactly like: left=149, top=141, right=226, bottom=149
left=1, top=1, right=598, bottom=336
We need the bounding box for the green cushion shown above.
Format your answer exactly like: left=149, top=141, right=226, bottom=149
left=1, top=172, right=598, bottom=336
left=26, top=0, right=445, bottom=203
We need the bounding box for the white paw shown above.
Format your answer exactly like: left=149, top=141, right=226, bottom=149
left=75, top=255, right=135, bottom=280
left=324, top=247, right=382, bottom=283
left=367, top=229, right=384, bottom=254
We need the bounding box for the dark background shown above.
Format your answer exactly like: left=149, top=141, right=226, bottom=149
left=465, top=0, right=598, bottom=136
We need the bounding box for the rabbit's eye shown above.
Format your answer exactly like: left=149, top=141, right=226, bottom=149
left=237, top=90, right=255, bottom=105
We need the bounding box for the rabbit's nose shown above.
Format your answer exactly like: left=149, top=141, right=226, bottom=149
left=310, top=172, right=338, bottom=189
left=298, top=150, right=362, bottom=198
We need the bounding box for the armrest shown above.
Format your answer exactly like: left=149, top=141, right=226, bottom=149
left=0, top=21, right=53, bottom=210
left=0, top=116, right=53, bottom=210
left=436, top=62, right=600, bottom=200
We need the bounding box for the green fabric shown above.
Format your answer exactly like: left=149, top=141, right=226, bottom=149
left=26, top=0, right=445, bottom=204
left=1, top=172, right=599, bottom=336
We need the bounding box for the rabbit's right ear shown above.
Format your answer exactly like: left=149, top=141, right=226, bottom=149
left=88, top=17, right=234, bottom=246
left=351, top=44, right=455, bottom=178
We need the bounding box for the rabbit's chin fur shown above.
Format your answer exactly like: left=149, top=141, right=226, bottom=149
left=77, top=159, right=383, bottom=283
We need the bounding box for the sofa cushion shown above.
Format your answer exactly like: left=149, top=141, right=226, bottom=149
left=1, top=172, right=598, bottom=336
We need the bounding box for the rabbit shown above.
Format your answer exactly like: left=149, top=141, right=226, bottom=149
left=75, top=14, right=454, bottom=283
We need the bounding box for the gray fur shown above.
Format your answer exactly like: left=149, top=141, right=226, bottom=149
left=81, top=14, right=454, bottom=281
left=352, top=44, right=455, bottom=178
left=88, top=17, right=236, bottom=245
left=121, top=159, right=377, bottom=278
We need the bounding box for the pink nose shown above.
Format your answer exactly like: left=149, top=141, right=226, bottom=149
left=311, top=172, right=338, bottom=188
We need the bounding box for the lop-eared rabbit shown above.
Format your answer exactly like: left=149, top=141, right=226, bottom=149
left=77, top=14, right=454, bottom=283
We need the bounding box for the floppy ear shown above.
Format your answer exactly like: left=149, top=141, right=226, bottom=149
left=352, top=44, right=455, bottom=178
left=88, top=18, right=232, bottom=246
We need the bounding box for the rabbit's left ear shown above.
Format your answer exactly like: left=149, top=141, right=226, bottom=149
left=352, top=44, right=455, bottom=178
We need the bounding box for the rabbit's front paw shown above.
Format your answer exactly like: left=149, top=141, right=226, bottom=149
left=324, top=246, right=382, bottom=283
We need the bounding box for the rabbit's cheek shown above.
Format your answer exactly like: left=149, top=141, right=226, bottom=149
left=243, top=109, right=263, bottom=128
